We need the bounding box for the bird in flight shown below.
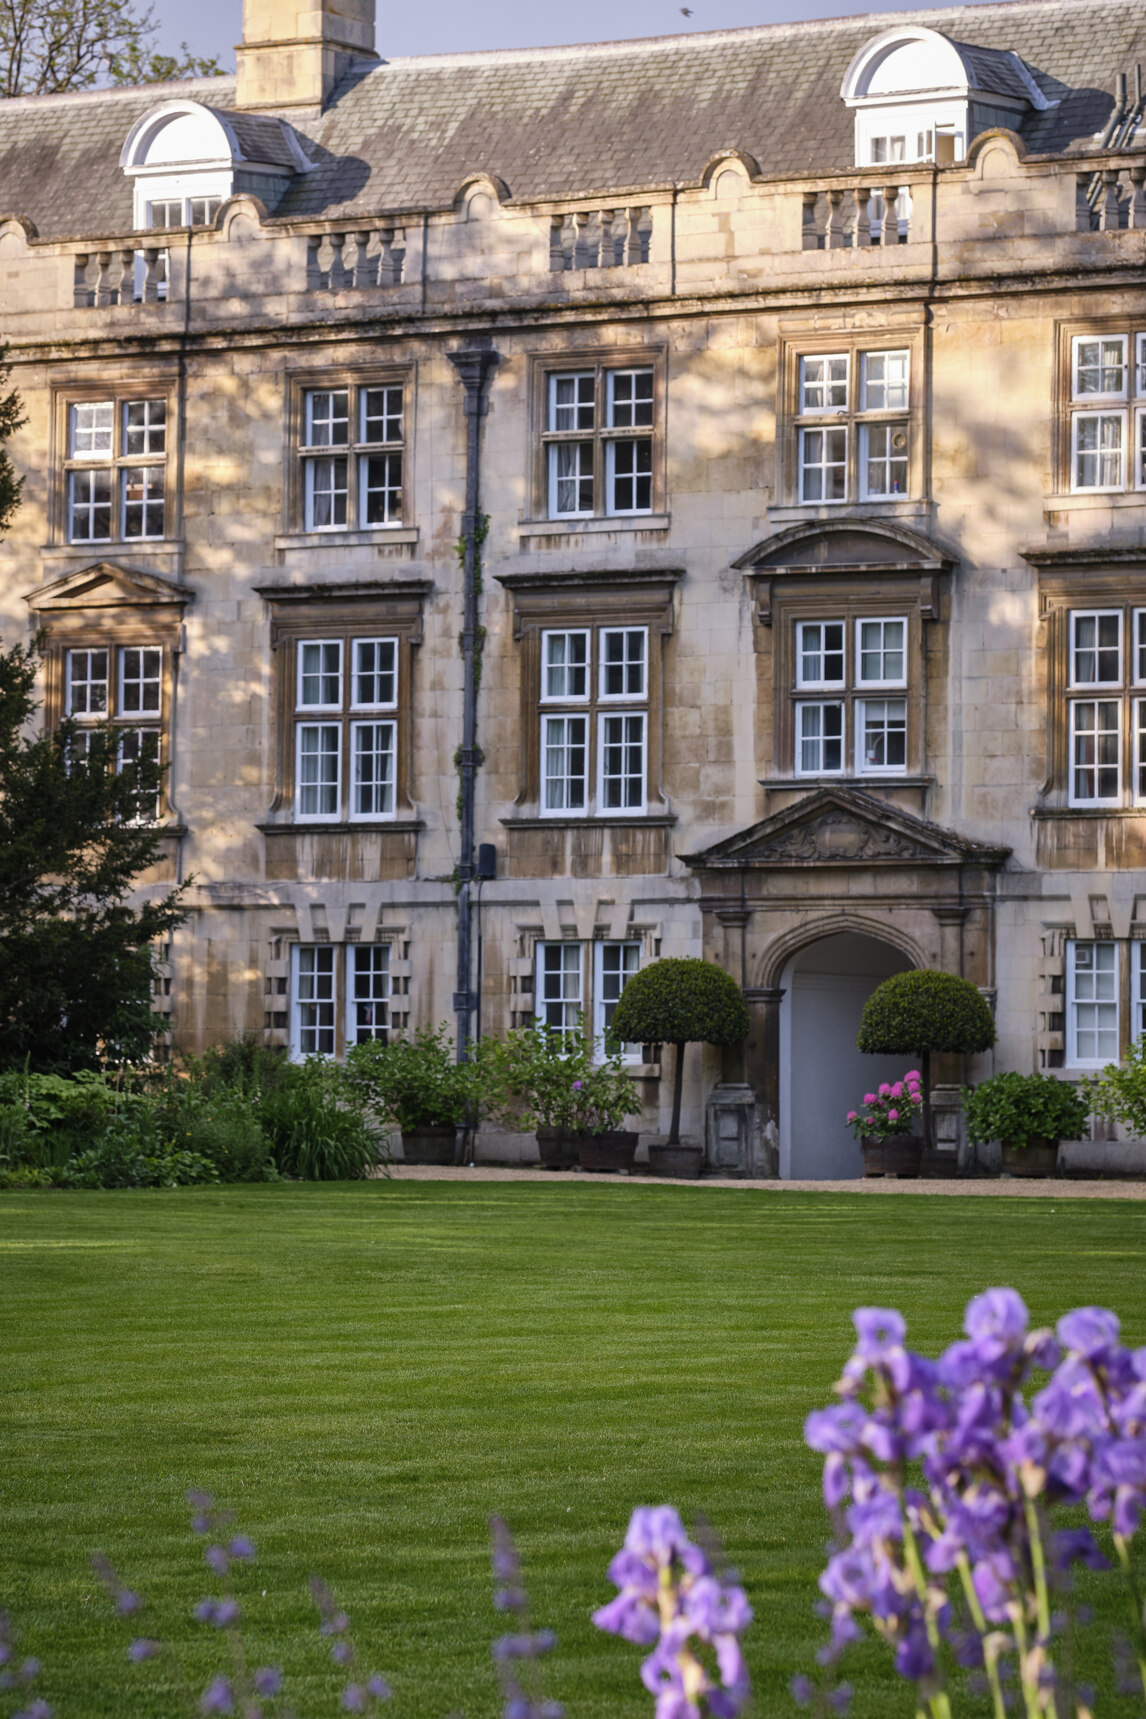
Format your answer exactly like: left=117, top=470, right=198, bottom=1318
left=681, top=7, right=693, bottom=14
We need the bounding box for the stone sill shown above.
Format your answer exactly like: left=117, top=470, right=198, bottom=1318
left=767, top=499, right=931, bottom=529
left=501, top=813, right=676, bottom=829
left=516, top=515, right=670, bottom=540
left=41, top=540, right=182, bottom=566
left=257, top=819, right=424, bottom=834
left=273, top=527, right=419, bottom=551
left=1031, top=805, right=1146, bottom=819
left=1044, top=492, right=1146, bottom=516
left=759, top=775, right=934, bottom=790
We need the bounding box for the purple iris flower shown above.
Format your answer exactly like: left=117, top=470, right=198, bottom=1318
left=591, top=1591, right=659, bottom=1644
left=204, top=1546, right=229, bottom=1577
left=252, top=1668, right=282, bottom=1696
left=852, top=1308, right=907, bottom=1360
left=1058, top=1307, right=1122, bottom=1358
left=805, top=1403, right=866, bottom=1455
left=127, top=1639, right=160, bottom=1661
left=199, top=1676, right=234, bottom=1716
left=964, top=1288, right=1029, bottom=1347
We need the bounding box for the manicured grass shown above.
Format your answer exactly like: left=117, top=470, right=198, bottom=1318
left=2, top=1183, right=1145, bottom=1719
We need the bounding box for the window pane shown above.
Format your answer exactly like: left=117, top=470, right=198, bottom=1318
left=296, top=946, right=336, bottom=1056
left=116, top=727, right=161, bottom=822
left=122, top=465, right=165, bottom=538
left=351, top=721, right=395, bottom=817
left=120, top=647, right=162, bottom=714
left=597, top=940, right=641, bottom=1054
left=305, top=456, right=348, bottom=528
left=299, top=641, right=342, bottom=708
left=537, top=942, right=582, bottom=1033
left=305, top=390, right=350, bottom=446
left=349, top=944, right=390, bottom=1045
left=360, top=451, right=402, bottom=525
left=607, top=369, right=654, bottom=428
left=797, top=621, right=845, bottom=686
left=859, top=698, right=907, bottom=770
left=1071, top=941, right=1118, bottom=1063
left=69, top=468, right=112, bottom=541
left=189, top=198, right=221, bottom=227
left=600, top=629, right=646, bottom=698
left=1137, top=699, right=1146, bottom=801
left=352, top=638, right=396, bottom=707
left=1072, top=612, right=1121, bottom=685
left=543, top=631, right=588, bottom=700
left=123, top=399, right=166, bottom=456
left=361, top=386, right=403, bottom=443
left=600, top=712, right=645, bottom=809
left=66, top=649, right=109, bottom=715
left=608, top=437, right=652, bottom=512
left=799, top=427, right=847, bottom=501
left=297, top=723, right=341, bottom=817
left=862, top=350, right=910, bottom=411
left=1071, top=700, right=1121, bottom=802
left=542, top=715, right=587, bottom=810
left=148, top=200, right=182, bottom=229
left=800, top=355, right=849, bottom=411
left=551, top=442, right=594, bottom=515
left=1074, top=412, right=1125, bottom=489
left=70, top=401, right=113, bottom=455
left=549, top=373, right=595, bottom=432
left=1136, top=941, right=1146, bottom=1042
left=862, top=422, right=909, bottom=496
left=858, top=618, right=905, bottom=684
left=798, top=702, right=844, bottom=773
left=1075, top=337, right=1127, bottom=397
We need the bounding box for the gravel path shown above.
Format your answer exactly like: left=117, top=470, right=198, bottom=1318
left=383, top=1166, right=1146, bottom=1197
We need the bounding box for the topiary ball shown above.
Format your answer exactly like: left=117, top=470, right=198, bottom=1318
left=610, top=957, right=749, bottom=1048
left=857, top=969, right=996, bottom=1057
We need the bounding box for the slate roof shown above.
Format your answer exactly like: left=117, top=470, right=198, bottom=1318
left=0, top=0, right=1139, bottom=241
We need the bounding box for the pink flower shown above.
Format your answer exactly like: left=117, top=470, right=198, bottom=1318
left=878, top=1083, right=891, bottom=1098
left=863, top=1093, right=876, bottom=1105
left=572, top=1081, right=582, bottom=1090
left=863, top=1116, right=874, bottom=1128
left=888, top=1109, right=899, bottom=1122
left=891, top=1081, right=903, bottom=1098
left=846, top=1110, right=858, bottom=1123
left=905, top=1070, right=922, bottom=1082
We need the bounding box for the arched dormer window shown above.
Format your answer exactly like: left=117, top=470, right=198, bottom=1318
left=120, top=100, right=310, bottom=231
left=840, top=26, right=1051, bottom=168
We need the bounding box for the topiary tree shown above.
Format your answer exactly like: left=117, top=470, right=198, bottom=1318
left=857, top=969, right=996, bottom=1152
left=609, top=957, right=749, bottom=1146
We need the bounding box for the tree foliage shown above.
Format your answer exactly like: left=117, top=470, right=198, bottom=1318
left=0, top=635, right=186, bottom=1071
left=962, top=1070, right=1089, bottom=1150
left=0, top=0, right=223, bottom=98
left=857, top=969, right=996, bottom=1057
left=610, top=958, right=748, bottom=1146
left=1081, top=1034, right=1146, bottom=1138
left=0, top=344, right=25, bottom=537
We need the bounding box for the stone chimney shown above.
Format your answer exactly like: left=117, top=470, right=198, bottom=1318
left=235, top=0, right=378, bottom=113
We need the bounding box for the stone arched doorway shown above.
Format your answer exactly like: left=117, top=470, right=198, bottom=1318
left=779, top=931, right=914, bottom=1179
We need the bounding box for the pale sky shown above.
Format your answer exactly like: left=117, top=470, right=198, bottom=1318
left=154, top=0, right=964, bottom=72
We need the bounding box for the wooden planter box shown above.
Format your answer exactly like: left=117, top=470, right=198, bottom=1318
left=535, top=1127, right=579, bottom=1169
left=861, top=1134, right=922, bottom=1178
left=648, top=1143, right=703, bottom=1179
left=578, top=1130, right=639, bottom=1173
left=400, top=1125, right=458, bottom=1165
left=1000, top=1136, right=1059, bottom=1177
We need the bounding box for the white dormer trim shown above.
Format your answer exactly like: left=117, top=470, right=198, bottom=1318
left=119, top=99, right=311, bottom=232
left=120, top=100, right=239, bottom=175
left=841, top=27, right=971, bottom=104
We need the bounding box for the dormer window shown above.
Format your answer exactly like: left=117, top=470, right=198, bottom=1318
left=147, top=197, right=223, bottom=230
left=120, top=99, right=310, bottom=232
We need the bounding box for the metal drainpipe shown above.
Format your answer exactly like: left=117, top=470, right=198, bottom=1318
left=447, top=341, right=499, bottom=1128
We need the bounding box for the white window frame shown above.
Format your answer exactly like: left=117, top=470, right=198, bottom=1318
left=597, top=710, right=647, bottom=814
left=541, top=713, right=589, bottom=815
left=796, top=700, right=845, bottom=776
left=65, top=398, right=168, bottom=545
left=65, top=647, right=110, bottom=717
left=593, top=939, right=642, bottom=1063
left=1135, top=941, right=1146, bottom=1043
left=349, top=719, right=396, bottom=820
left=297, top=639, right=344, bottom=712
left=855, top=616, right=908, bottom=689
left=1136, top=699, right=1146, bottom=806
left=548, top=441, right=595, bottom=519
left=541, top=630, right=590, bottom=703
left=295, top=722, right=342, bottom=822
left=858, top=421, right=910, bottom=500
left=604, top=435, right=653, bottom=516
left=535, top=941, right=583, bottom=1034
left=115, top=726, right=161, bottom=824
left=349, top=637, right=398, bottom=711
left=798, top=425, right=848, bottom=504
left=598, top=627, right=647, bottom=701
left=861, top=350, right=910, bottom=412
left=795, top=620, right=846, bottom=690
left=1072, top=334, right=1128, bottom=402
left=855, top=696, right=908, bottom=775
left=1068, top=698, right=1122, bottom=807
left=119, top=646, right=163, bottom=717
left=1069, top=609, right=1123, bottom=689
left=345, top=943, right=391, bottom=1047
left=799, top=354, right=849, bottom=413
left=1066, top=940, right=1119, bottom=1068
left=300, top=383, right=405, bottom=534
left=290, top=944, right=337, bottom=1060
left=1071, top=410, right=1127, bottom=493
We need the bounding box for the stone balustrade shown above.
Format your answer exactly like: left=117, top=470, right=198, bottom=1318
left=548, top=207, right=652, bottom=270
left=1075, top=164, right=1146, bottom=230
left=305, top=227, right=406, bottom=289
left=801, top=185, right=910, bottom=249
left=73, top=247, right=167, bottom=306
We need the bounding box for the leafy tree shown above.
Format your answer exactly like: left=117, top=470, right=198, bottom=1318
left=0, top=0, right=223, bottom=99
left=0, top=343, right=23, bottom=535
left=0, top=635, right=186, bottom=1070
left=609, top=957, right=749, bottom=1146
left=857, top=969, right=996, bottom=1152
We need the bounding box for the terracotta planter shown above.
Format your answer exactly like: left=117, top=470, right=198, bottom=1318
left=535, top=1126, right=579, bottom=1170
left=648, top=1142, right=703, bottom=1180
left=861, top=1134, right=922, bottom=1178
left=578, top=1130, right=639, bottom=1173
left=1000, top=1136, right=1059, bottom=1177
left=400, top=1124, right=458, bottom=1165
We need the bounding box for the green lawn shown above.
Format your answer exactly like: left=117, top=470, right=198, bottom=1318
left=2, top=1182, right=1145, bottom=1719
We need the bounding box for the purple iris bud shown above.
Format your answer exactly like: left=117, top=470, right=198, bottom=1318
left=623, top=1505, right=690, bottom=1566
left=591, top=1591, right=659, bottom=1644
left=17, top=1702, right=52, bottom=1719
left=1051, top=1530, right=1108, bottom=1571
left=790, top=1674, right=814, bottom=1706
left=893, top=1624, right=934, bottom=1681
left=213, top=1598, right=240, bottom=1628
left=828, top=1682, right=853, bottom=1713
left=252, top=1668, right=282, bottom=1696
left=187, top=1489, right=214, bottom=1510
left=19, top=1658, right=41, bottom=1680
left=227, top=1537, right=255, bottom=1561
left=342, top=1686, right=368, bottom=1714
left=366, top=1674, right=391, bottom=1699
left=971, top=1558, right=1011, bottom=1623
left=964, top=1287, right=1028, bottom=1346
left=116, top=1590, right=142, bottom=1617
left=204, top=1546, right=229, bottom=1577
left=330, top=1639, right=353, bottom=1665
left=127, top=1639, right=160, bottom=1661
left=1058, top=1306, right=1121, bottom=1358
left=823, top=1453, right=849, bottom=1509
left=193, top=1600, right=218, bottom=1625
left=494, top=1587, right=525, bottom=1612
left=852, top=1307, right=907, bottom=1360
left=199, top=1675, right=234, bottom=1715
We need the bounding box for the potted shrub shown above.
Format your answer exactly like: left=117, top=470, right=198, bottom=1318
left=571, top=1056, right=641, bottom=1173
left=609, top=958, right=749, bottom=1169
left=847, top=1072, right=924, bottom=1177
left=482, top=1024, right=592, bottom=1167
left=857, top=969, right=996, bottom=1155
left=345, top=1025, right=476, bottom=1164
left=963, top=1070, right=1090, bottom=1176
left=1080, top=1033, right=1146, bottom=1152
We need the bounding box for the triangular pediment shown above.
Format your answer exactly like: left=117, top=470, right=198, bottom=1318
left=24, top=562, right=192, bottom=612
left=683, top=787, right=1009, bottom=869
left=734, top=518, right=954, bottom=573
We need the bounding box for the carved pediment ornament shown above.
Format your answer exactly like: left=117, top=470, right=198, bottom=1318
left=749, top=808, right=935, bottom=863
left=733, top=518, right=954, bottom=574
left=24, top=561, right=191, bottom=611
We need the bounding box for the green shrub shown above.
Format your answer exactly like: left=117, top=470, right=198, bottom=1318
left=1080, top=1034, right=1146, bottom=1138
left=346, top=1025, right=477, bottom=1132
left=609, top=958, right=749, bottom=1145
left=481, top=1025, right=637, bottom=1135
left=962, top=1070, right=1090, bottom=1149
left=57, top=1120, right=219, bottom=1189
left=259, top=1060, right=379, bottom=1180
left=159, top=1082, right=276, bottom=1182
left=0, top=1067, right=146, bottom=1167
left=200, top=1036, right=291, bottom=1095
left=857, top=970, right=996, bottom=1057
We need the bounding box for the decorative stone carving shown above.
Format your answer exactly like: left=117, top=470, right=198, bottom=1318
left=748, top=809, right=937, bottom=864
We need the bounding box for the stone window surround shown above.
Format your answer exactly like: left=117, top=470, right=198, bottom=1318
left=524, top=343, right=668, bottom=527
left=260, top=580, right=428, bottom=828
left=1052, top=318, right=1146, bottom=499
left=283, top=364, right=415, bottom=540
left=497, top=569, right=679, bottom=823
left=776, top=323, right=927, bottom=509
left=50, top=376, right=178, bottom=550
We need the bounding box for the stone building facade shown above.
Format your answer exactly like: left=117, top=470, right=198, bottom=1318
left=2, top=0, right=1145, bottom=1173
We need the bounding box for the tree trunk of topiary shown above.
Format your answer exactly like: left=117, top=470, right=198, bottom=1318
left=921, top=1048, right=932, bottom=1157
left=669, top=1041, right=686, bottom=1145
